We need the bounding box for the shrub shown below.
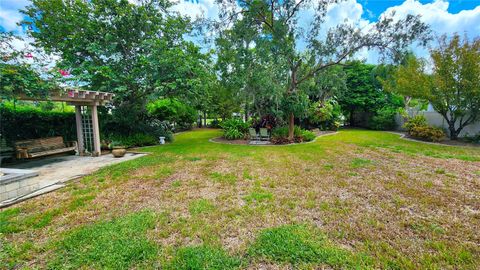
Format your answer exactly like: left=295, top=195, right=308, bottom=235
left=369, top=107, right=397, bottom=130
left=301, top=130, right=316, bottom=142
left=108, top=133, right=158, bottom=148
left=404, top=115, right=445, bottom=142
left=403, top=115, right=427, bottom=132
left=308, top=100, right=343, bottom=131
left=147, top=98, right=197, bottom=131
left=409, top=125, right=445, bottom=142
left=220, top=118, right=249, bottom=140
left=271, top=126, right=315, bottom=144
left=0, top=105, right=76, bottom=144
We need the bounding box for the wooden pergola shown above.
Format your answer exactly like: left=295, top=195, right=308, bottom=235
left=16, top=89, right=115, bottom=156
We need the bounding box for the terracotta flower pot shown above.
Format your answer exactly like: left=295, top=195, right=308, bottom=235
left=112, top=147, right=126, bottom=158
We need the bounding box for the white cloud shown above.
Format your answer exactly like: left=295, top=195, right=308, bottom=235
left=169, top=0, right=219, bottom=20
left=0, top=7, right=23, bottom=32
left=364, top=0, right=480, bottom=63
left=382, top=0, right=480, bottom=36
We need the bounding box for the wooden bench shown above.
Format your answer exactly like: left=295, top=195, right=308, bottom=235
left=15, top=137, right=77, bottom=159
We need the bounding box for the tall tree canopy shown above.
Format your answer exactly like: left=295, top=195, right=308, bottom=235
left=21, top=0, right=213, bottom=132
left=214, top=0, right=430, bottom=140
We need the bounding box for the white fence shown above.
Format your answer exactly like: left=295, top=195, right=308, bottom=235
left=395, top=111, right=480, bottom=138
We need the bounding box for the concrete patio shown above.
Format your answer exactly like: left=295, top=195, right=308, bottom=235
left=0, top=153, right=146, bottom=207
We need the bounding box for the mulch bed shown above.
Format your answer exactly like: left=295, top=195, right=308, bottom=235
left=210, top=130, right=337, bottom=145
left=397, top=132, right=480, bottom=147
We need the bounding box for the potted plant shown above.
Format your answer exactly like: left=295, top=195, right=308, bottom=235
left=109, top=141, right=126, bottom=158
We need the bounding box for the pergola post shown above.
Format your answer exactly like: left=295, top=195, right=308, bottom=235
left=74, top=105, right=85, bottom=155
left=90, top=103, right=101, bottom=156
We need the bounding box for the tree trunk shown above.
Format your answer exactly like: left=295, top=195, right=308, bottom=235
left=288, top=112, right=295, bottom=141
left=448, top=122, right=458, bottom=140
left=203, top=111, right=207, bottom=127
left=198, top=113, right=202, bottom=128
left=349, top=111, right=355, bottom=127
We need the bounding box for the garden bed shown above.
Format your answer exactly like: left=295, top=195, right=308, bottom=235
left=396, top=132, right=480, bottom=147
left=210, top=130, right=337, bottom=145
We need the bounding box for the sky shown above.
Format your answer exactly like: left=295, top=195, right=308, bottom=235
left=1, top=0, right=479, bottom=63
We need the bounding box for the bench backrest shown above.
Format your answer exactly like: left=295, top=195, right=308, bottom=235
left=15, top=137, right=66, bottom=153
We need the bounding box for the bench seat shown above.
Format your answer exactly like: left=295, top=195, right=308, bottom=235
left=15, top=137, right=77, bottom=159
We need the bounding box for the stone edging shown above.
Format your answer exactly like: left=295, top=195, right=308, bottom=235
left=208, top=131, right=339, bottom=146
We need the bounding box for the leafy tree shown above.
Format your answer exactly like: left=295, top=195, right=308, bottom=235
left=147, top=98, right=197, bottom=129
left=22, top=0, right=211, bottom=133
left=215, top=21, right=287, bottom=121
left=430, top=34, right=480, bottom=139
left=388, top=34, right=480, bottom=139
left=0, top=33, right=56, bottom=99
left=215, top=0, right=430, bottom=140
left=380, top=53, right=430, bottom=109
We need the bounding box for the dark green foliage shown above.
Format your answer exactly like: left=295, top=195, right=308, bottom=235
left=147, top=99, right=197, bottom=131
left=271, top=126, right=315, bottom=144
left=167, top=245, right=242, bottom=270
left=248, top=225, right=371, bottom=268
left=0, top=62, right=54, bottom=99
left=301, top=130, right=316, bottom=142
left=337, top=61, right=404, bottom=127
left=0, top=106, right=76, bottom=144
left=49, top=211, right=157, bottom=269
left=108, top=133, right=158, bottom=148
left=220, top=118, right=249, bottom=140
left=369, top=107, right=397, bottom=130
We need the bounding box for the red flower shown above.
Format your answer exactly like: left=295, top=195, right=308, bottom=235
left=59, top=69, right=70, bottom=76
left=25, top=53, right=33, bottom=58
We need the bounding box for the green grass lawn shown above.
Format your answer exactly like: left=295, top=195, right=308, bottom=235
left=1, top=129, right=479, bottom=269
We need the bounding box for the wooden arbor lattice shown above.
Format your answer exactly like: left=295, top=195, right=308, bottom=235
left=15, top=89, right=115, bottom=157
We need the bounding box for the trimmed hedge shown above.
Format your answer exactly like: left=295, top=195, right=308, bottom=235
left=0, top=106, right=76, bottom=145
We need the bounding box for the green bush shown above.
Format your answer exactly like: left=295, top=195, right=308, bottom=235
left=404, top=115, right=445, bottom=142
left=369, top=107, right=397, bottom=130
left=409, top=125, right=445, bottom=142
left=308, top=100, right=343, bottom=131
left=403, top=115, right=427, bottom=132
left=220, top=118, right=249, bottom=140
left=301, top=130, right=316, bottom=142
left=147, top=98, right=197, bottom=131
left=0, top=105, right=76, bottom=145
left=271, top=126, right=315, bottom=144
left=108, top=133, right=158, bottom=148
